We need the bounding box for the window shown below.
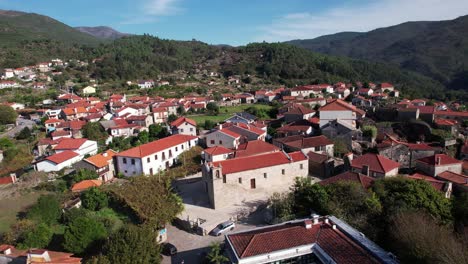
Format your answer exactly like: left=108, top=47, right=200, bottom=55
left=181, top=144, right=184, bottom=150
left=215, top=170, right=220, bottom=178
left=210, top=140, right=215, bottom=144
left=264, top=173, right=267, bottom=178
left=154, top=154, right=158, bottom=160
left=124, top=170, right=128, bottom=173
left=131, top=159, right=135, bottom=165
left=175, top=147, right=178, bottom=151
left=180, top=128, right=184, bottom=132
left=123, top=158, right=127, bottom=164
left=282, top=169, right=285, bottom=175
left=147, top=157, right=150, bottom=163
left=190, top=128, right=193, bottom=132
left=238, top=178, right=242, bottom=184
left=300, top=164, right=304, bottom=170
left=219, top=140, right=222, bottom=144
left=223, top=175, right=226, bottom=183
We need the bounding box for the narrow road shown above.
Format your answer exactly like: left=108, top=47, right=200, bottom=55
left=0, top=117, right=35, bottom=139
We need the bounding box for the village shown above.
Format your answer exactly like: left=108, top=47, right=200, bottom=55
left=0, top=58, right=467, bottom=264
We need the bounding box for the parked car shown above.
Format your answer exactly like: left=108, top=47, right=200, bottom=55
left=162, top=243, right=177, bottom=256
left=211, top=221, right=235, bottom=236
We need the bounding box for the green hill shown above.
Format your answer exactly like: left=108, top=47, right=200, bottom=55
left=287, top=15, right=468, bottom=91
left=0, top=10, right=104, bottom=46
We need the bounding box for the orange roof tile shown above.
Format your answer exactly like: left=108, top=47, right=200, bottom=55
left=45, top=151, right=79, bottom=164
left=84, top=150, right=117, bottom=168
left=116, top=135, right=197, bottom=158
left=71, top=179, right=102, bottom=192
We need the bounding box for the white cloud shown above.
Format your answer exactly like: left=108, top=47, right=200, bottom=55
left=145, top=0, right=182, bottom=16
left=120, top=0, right=182, bottom=25
left=256, top=0, right=468, bottom=42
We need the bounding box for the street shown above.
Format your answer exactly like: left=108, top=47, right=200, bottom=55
left=0, top=117, right=35, bottom=139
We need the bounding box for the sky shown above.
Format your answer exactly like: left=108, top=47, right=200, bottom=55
left=1, top=0, right=468, bottom=45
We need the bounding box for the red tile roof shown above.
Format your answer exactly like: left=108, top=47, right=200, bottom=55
left=54, top=138, right=88, bottom=150
left=408, top=173, right=447, bottom=192
left=227, top=220, right=380, bottom=263
left=437, top=171, right=468, bottom=186
left=284, top=135, right=333, bottom=149
left=417, top=154, right=462, bottom=166
left=434, top=110, right=468, bottom=117
left=203, top=146, right=233, bottom=156
left=116, top=135, right=197, bottom=158
left=351, top=153, right=400, bottom=174
left=171, top=117, right=197, bottom=127
left=320, top=99, right=365, bottom=116
left=71, top=179, right=102, bottom=192
left=0, top=175, right=15, bottom=185
left=307, top=151, right=329, bottom=163
left=319, top=171, right=375, bottom=189
left=85, top=150, right=117, bottom=168
left=218, top=128, right=241, bottom=139
left=434, top=118, right=457, bottom=126
left=234, top=140, right=280, bottom=158
left=45, top=150, right=79, bottom=164
left=212, top=151, right=306, bottom=175
left=45, top=118, right=64, bottom=124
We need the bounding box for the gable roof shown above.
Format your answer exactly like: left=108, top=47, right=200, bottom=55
left=319, top=99, right=365, bottom=116
left=116, top=135, right=197, bottom=158
left=417, top=154, right=462, bottom=166
left=212, top=151, right=307, bottom=175
left=408, top=173, right=448, bottom=192
left=54, top=138, right=88, bottom=150
left=319, top=171, right=375, bottom=189
left=45, top=150, right=79, bottom=164
left=283, top=135, right=333, bottom=149
left=436, top=171, right=468, bottom=186
left=234, top=140, right=280, bottom=158
left=351, top=153, right=400, bottom=174
left=84, top=150, right=117, bottom=168
left=71, top=179, right=102, bottom=192
left=203, top=146, right=233, bottom=156
left=171, top=117, right=197, bottom=127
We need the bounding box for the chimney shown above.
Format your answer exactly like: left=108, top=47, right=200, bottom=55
left=436, top=156, right=441, bottom=165
left=324, top=218, right=329, bottom=224
left=304, top=220, right=313, bottom=229
left=2, top=247, right=11, bottom=255
left=102, top=152, right=108, bottom=157
left=219, top=124, right=222, bottom=130
left=311, top=213, right=320, bottom=225
left=332, top=224, right=337, bottom=230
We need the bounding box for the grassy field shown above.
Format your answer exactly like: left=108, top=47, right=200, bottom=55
left=0, top=190, right=47, bottom=234
left=187, top=104, right=273, bottom=125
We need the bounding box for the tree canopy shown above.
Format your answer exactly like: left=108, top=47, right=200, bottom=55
left=27, top=195, right=62, bottom=225
left=0, top=105, right=17, bottom=125
left=63, top=216, right=107, bottom=254
left=81, top=187, right=109, bottom=211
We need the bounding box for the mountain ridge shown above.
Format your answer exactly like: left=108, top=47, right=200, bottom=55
left=75, top=26, right=130, bottom=40
left=287, top=15, right=468, bottom=91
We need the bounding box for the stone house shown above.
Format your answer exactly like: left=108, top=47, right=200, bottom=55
left=280, top=135, right=334, bottom=157
left=349, top=153, right=400, bottom=178
left=416, top=154, right=462, bottom=176
left=170, top=117, right=197, bottom=136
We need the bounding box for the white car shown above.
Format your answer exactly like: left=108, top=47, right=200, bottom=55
left=211, top=221, right=235, bottom=236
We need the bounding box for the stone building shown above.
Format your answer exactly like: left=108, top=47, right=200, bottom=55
left=416, top=154, right=462, bottom=177
left=202, top=151, right=308, bottom=209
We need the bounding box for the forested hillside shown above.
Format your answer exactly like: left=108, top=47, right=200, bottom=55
left=288, top=15, right=468, bottom=92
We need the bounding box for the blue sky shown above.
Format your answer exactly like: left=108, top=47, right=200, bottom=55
left=1, top=0, right=468, bottom=45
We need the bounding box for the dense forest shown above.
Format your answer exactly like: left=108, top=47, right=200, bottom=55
left=0, top=8, right=464, bottom=100
left=288, top=15, right=468, bottom=93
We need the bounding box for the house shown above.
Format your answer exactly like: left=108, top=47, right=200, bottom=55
left=276, top=121, right=313, bottom=137
left=436, top=171, right=468, bottom=192
left=54, top=138, right=98, bottom=158
left=319, top=99, right=365, bottom=128
left=411, top=99, right=426, bottom=106
left=152, top=107, right=169, bottom=123
left=76, top=150, right=117, bottom=182
left=349, top=153, right=400, bottom=178
left=202, top=151, right=308, bottom=209
left=0, top=80, right=18, bottom=89
left=5, top=102, right=25, bottom=110
left=115, top=135, right=198, bottom=177
left=0, top=246, right=82, bottom=264
left=33, top=82, right=46, bottom=89
left=307, top=151, right=334, bottom=178
left=319, top=171, right=375, bottom=189
left=206, top=123, right=266, bottom=149
left=321, top=119, right=362, bottom=149
left=357, top=88, right=373, bottom=96
left=416, top=154, right=462, bottom=176
left=138, top=80, right=155, bottom=89
left=225, top=112, right=257, bottom=124
left=280, top=104, right=315, bottom=123
left=170, top=117, right=197, bottom=136
left=71, top=179, right=103, bottom=192
left=233, top=140, right=280, bottom=158
left=82, top=86, right=96, bottom=95
left=434, top=110, right=468, bottom=122
left=44, top=118, right=64, bottom=132
left=126, top=115, right=154, bottom=128
left=35, top=150, right=82, bottom=172
left=57, top=93, right=82, bottom=103
left=0, top=174, right=18, bottom=185
left=434, top=118, right=457, bottom=134
left=225, top=216, right=398, bottom=264
left=3, top=68, right=14, bottom=78
left=379, top=82, right=395, bottom=92
left=289, top=86, right=315, bottom=97
left=202, top=146, right=234, bottom=162
left=280, top=135, right=334, bottom=157
left=408, top=173, right=452, bottom=198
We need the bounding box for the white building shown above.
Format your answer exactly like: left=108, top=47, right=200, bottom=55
left=0, top=81, right=18, bottom=89
left=53, top=138, right=98, bottom=159
left=115, top=134, right=198, bottom=177
left=138, top=80, right=155, bottom=89
left=35, top=150, right=82, bottom=172
left=319, top=99, right=365, bottom=128
left=3, top=69, right=14, bottom=79
left=170, top=117, right=197, bottom=136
